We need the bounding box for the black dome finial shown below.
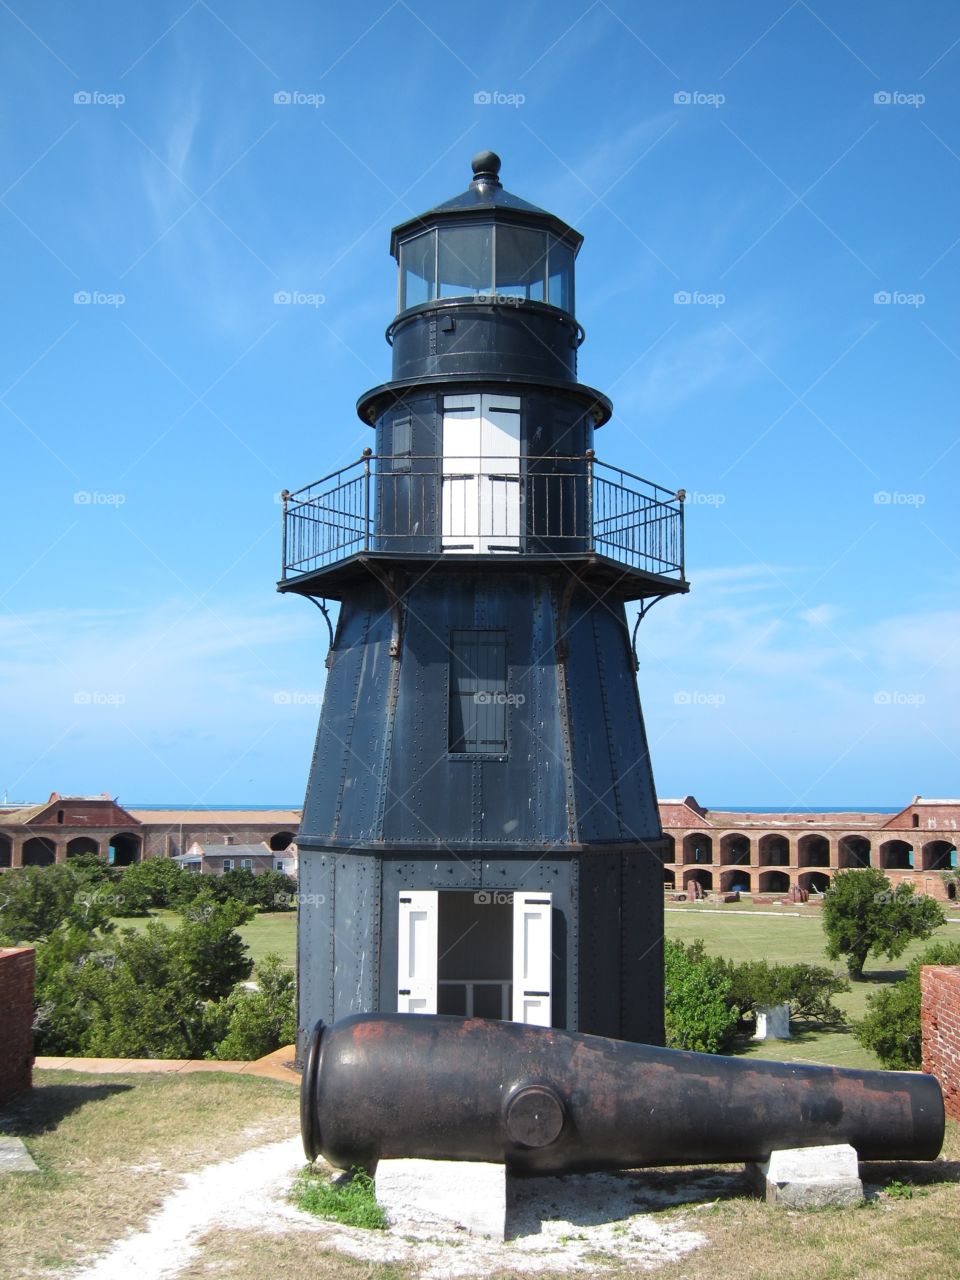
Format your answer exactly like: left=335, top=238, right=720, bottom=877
left=471, top=150, right=502, bottom=186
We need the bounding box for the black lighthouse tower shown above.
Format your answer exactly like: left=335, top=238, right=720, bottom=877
left=281, top=152, right=687, bottom=1056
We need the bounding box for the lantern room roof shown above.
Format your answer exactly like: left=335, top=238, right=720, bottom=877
left=389, top=151, right=583, bottom=258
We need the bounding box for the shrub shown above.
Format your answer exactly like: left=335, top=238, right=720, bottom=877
left=854, top=941, right=960, bottom=1068
left=723, top=959, right=848, bottom=1027
left=822, top=868, right=944, bottom=979
left=212, top=953, right=296, bottom=1060
left=664, top=939, right=738, bottom=1054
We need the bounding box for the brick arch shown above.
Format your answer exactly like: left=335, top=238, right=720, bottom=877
left=798, top=870, right=831, bottom=895
left=0, top=833, right=11, bottom=868
left=759, top=869, right=790, bottom=894
left=719, top=832, right=751, bottom=865
left=798, top=834, right=830, bottom=868
left=758, top=833, right=789, bottom=866
left=683, top=867, right=713, bottom=892
left=682, top=832, right=713, bottom=865
left=838, top=835, right=871, bottom=869
left=922, top=840, right=956, bottom=872
left=720, top=867, right=751, bottom=893
left=23, top=836, right=56, bottom=866
left=879, top=839, right=913, bottom=871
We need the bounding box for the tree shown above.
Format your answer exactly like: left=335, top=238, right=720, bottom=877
left=0, top=864, right=115, bottom=944
left=212, top=954, right=297, bottom=1060
left=115, top=857, right=196, bottom=911
left=822, top=868, right=944, bottom=979
left=664, top=939, right=738, bottom=1054
left=854, top=941, right=960, bottom=1068
left=722, top=959, right=848, bottom=1027
left=174, top=892, right=255, bottom=999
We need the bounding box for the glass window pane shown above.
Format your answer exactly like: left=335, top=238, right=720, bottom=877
left=449, top=629, right=508, bottom=753
left=547, top=237, right=575, bottom=313
left=438, top=224, right=493, bottom=298
left=495, top=225, right=547, bottom=301
left=400, top=231, right=436, bottom=309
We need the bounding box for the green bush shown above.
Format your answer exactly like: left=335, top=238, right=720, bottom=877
left=664, top=939, right=738, bottom=1054
left=213, top=953, right=296, bottom=1060
left=854, top=941, right=960, bottom=1068
left=723, top=959, right=848, bottom=1027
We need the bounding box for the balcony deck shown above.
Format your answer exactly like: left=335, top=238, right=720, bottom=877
left=279, top=453, right=687, bottom=602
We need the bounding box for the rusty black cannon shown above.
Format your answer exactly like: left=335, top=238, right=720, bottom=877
left=301, top=1013, right=944, bottom=1176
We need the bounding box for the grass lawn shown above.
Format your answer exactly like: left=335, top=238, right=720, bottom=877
left=0, top=1070, right=298, bottom=1280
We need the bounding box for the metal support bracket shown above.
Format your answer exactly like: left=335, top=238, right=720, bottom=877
left=630, top=596, right=667, bottom=670
left=363, top=559, right=405, bottom=659
left=306, top=596, right=336, bottom=667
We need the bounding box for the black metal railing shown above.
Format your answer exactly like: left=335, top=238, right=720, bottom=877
left=281, top=452, right=684, bottom=582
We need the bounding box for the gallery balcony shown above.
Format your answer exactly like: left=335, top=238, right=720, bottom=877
left=279, top=452, right=687, bottom=602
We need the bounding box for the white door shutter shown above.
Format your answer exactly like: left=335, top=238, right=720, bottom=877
left=512, top=892, right=552, bottom=1026
left=441, top=394, right=482, bottom=552
left=442, top=392, right=521, bottom=553
left=481, top=394, right=521, bottom=551
left=397, top=890, right=438, bottom=1013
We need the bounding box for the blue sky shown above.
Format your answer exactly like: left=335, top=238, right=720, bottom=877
left=1, top=1, right=958, bottom=807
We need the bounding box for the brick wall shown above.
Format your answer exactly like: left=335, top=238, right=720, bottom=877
left=921, top=965, right=960, bottom=1122
left=0, top=947, right=35, bottom=1107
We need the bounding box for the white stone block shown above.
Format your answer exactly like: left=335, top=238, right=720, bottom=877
left=746, top=1142, right=863, bottom=1207
left=375, top=1157, right=506, bottom=1239
left=0, top=1136, right=39, bottom=1173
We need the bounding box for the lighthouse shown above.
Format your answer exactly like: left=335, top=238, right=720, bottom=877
left=280, top=152, right=687, bottom=1056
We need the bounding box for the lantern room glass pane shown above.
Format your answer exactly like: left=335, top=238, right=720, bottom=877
left=547, top=237, right=575, bottom=313
left=495, top=225, right=546, bottom=301
left=438, top=224, right=493, bottom=298
left=399, top=230, right=436, bottom=309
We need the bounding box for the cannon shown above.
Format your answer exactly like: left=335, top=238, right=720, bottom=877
left=301, top=1013, right=944, bottom=1176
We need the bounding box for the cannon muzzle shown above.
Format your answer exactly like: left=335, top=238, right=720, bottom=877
left=301, top=1014, right=944, bottom=1175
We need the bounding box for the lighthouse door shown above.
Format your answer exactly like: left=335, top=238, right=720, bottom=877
left=441, top=393, right=521, bottom=553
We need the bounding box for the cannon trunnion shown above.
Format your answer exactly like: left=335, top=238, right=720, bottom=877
left=301, top=1013, right=944, bottom=1176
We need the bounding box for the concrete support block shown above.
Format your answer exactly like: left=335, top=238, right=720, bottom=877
left=376, top=1158, right=506, bottom=1239
left=0, top=1136, right=39, bottom=1173
left=753, top=1003, right=791, bottom=1040
left=746, top=1143, right=863, bottom=1207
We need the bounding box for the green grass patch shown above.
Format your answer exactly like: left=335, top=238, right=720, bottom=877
left=292, top=1165, right=387, bottom=1230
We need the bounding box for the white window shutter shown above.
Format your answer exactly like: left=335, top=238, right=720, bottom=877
left=512, top=892, right=552, bottom=1026
left=397, top=891, right=438, bottom=1014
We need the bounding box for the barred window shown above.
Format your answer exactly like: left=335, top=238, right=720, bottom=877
left=449, top=630, right=508, bottom=754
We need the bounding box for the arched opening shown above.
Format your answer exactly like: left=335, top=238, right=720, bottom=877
left=948, top=882, right=958, bottom=902
left=661, top=834, right=676, bottom=863
left=0, top=834, right=11, bottom=868
left=838, top=835, right=871, bottom=869
left=67, top=836, right=101, bottom=859
left=108, top=832, right=141, bottom=867
left=269, top=831, right=296, bottom=852
left=879, top=839, right=913, bottom=871
left=663, top=867, right=676, bottom=891
left=683, top=868, right=713, bottom=892
left=759, top=870, right=790, bottom=895
left=922, top=840, right=957, bottom=872
left=797, top=834, right=831, bottom=868
left=721, top=868, right=751, bottom=893
left=23, top=837, right=56, bottom=867
left=681, top=833, right=713, bottom=865
left=758, top=833, right=790, bottom=866
left=719, top=833, right=751, bottom=865
left=799, top=870, right=831, bottom=895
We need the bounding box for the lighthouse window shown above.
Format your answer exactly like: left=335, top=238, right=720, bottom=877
left=448, top=629, right=508, bottom=754
left=547, top=237, right=575, bottom=314
left=438, top=224, right=493, bottom=298
left=399, top=230, right=437, bottom=309
left=495, top=225, right=546, bottom=301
